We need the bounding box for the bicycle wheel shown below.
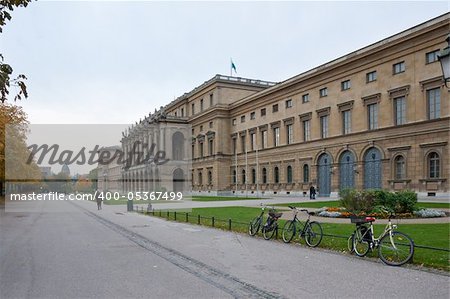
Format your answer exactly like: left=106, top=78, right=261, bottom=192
left=262, top=223, right=277, bottom=240
left=378, top=231, right=414, bottom=266
left=347, top=232, right=355, bottom=253
left=304, top=221, right=323, bottom=247
left=352, top=228, right=370, bottom=257
left=282, top=220, right=296, bottom=243
left=248, top=217, right=261, bottom=236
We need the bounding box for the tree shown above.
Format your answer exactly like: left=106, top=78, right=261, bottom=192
left=0, top=103, right=41, bottom=195
left=1, top=0, right=32, bottom=103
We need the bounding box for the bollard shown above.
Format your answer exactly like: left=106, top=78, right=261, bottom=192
left=167, top=211, right=169, bottom=219
left=197, top=214, right=200, bottom=225
left=228, top=218, right=232, bottom=231
left=185, top=213, right=188, bottom=222
left=212, top=216, right=215, bottom=227
left=174, top=211, right=177, bottom=221
left=159, top=210, right=162, bottom=217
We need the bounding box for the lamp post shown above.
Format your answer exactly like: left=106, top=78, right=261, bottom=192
left=438, top=34, right=450, bottom=88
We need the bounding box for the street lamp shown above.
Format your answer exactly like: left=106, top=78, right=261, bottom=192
left=437, top=34, right=450, bottom=88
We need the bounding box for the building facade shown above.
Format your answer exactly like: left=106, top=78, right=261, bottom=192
left=130, top=14, right=449, bottom=197
left=97, top=146, right=123, bottom=193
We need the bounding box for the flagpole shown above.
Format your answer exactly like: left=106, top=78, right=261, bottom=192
left=235, top=139, right=238, bottom=196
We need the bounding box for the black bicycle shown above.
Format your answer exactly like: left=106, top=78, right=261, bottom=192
left=248, top=204, right=268, bottom=236
left=262, top=209, right=283, bottom=240
left=282, top=207, right=323, bottom=247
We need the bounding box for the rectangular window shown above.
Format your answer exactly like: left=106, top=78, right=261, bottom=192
left=209, top=121, right=213, bottom=128
left=341, top=80, right=351, bottom=91
left=302, top=94, right=309, bottom=103
left=394, top=96, right=406, bottom=125
left=303, top=120, right=310, bottom=142
left=425, top=50, right=440, bottom=64
left=286, top=124, right=293, bottom=145
left=366, top=71, right=377, bottom=83
left=261, top=130, right=267, bottom=149
left=250, top=112, right=256, bottom=120
left=342, top=110, right=351, bottom=135
left=232, top=118, right=236, bottom=126
left=427, top=88, right=441, bottom=120
left=250, top=133, right=256, bottom=151
left=191, top=103, right=195, bottom=115
left=272, top=104, right=279, bottom=113
left=199, top=125, right=203, bottom=132
left=174, top=112, right=177, bottom=117
left=319, top=87, right=328, bottom=97
left=192, top=144, right=195, bottom=158
left=232, top=138, right=237, bottom=154
left=241, top=135, right=246, bottom=153
left=209, top=93, right=214, bottom=106
left=241, top=115, right=245, bottom=123
left=261, top=108, right=266, bottom=116
left=285, top=99, right=293, bottom=108
left=320, top=115, right=329, bottom=139
left=393, top=61, right=405, bottom=74
left=199, top=143, right=204, bottom=158
left=273, top=127, right=280, bottom=146
left=181, top=108, right=184, bottom=117
left=200, top=99, right=204, bottom=111
left=368, top=103, right=378, bottom=130
left=208, top=139, right=213, bottom=156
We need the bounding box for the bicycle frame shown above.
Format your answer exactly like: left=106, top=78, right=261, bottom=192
left=358, top=216, right=397, bottom=249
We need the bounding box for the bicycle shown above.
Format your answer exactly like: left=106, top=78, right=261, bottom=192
left=248, top=204, right=268, bottom=236
left=282, top=207, right=323, bottom=247
left=350, top=213, right=414, bottom=266
left=261, top=208, right=283, bottom=240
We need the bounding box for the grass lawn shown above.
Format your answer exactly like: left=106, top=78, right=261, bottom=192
left=276, top=200, right=341, bottom=208
left=416, top=202, right=450, bottom=209
left=191, top=196, right=264, bottom=202
left=277, top=200, right=449, bottom=210
left=146, top=205, right=450, bottom=271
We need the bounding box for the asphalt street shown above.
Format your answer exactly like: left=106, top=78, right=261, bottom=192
left=1, top=199, right=449, bottom=299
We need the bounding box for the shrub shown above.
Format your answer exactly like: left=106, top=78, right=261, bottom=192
left=339, top=188, right=417, bottom=214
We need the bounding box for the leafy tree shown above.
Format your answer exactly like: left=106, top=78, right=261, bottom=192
left=0, top=103, right=41, bottom=195
left=1, top=0, right=32, bottom=103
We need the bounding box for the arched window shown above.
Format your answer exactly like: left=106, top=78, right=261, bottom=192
left=428, top=152, right=440, bottom=178
left=394, top=155, right=405, bottom=179
left=208, top=171, right=212, bottom=185
left=252, top=168, right=256, bottom=184
left=274, top=167, right=280, bottom=184
left=232, top=170, right=236, bottom=184
left=262, top=168, right=267, bottom=184
left=287, top=165, right=293, bottom=184
left=198, top=172, right=203, bottom=185
left=303, top=164, right=309, bottom=183
left=242, top=169, right=246, bottom=184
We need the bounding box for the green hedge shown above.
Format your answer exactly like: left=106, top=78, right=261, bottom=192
left=339, top=189, right=417, bottom=214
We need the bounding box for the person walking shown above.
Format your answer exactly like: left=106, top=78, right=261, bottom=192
left=95, top=190, right=102, bottom=210
left=309, top=185, right=316, bottom=200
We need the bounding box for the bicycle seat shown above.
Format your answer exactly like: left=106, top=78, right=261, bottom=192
left=365, top=217, right=376, bottom=222
left=269, top=212, right=283, bottom=218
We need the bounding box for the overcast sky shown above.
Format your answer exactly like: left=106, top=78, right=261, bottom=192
left=2, top=1, right=448, bottom=125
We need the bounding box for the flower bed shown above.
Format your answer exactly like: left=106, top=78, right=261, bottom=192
left=316, top=207, right=447, bottom=219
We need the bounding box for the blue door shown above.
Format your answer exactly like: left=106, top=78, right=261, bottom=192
left=339, top=151, right=355, bottom=190
left=364, top=148, right=382, bottom=189
left=317, top=153, right=331, bottom=197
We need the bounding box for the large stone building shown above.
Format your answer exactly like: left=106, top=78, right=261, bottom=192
left=127, top=13, right=449, bottom=197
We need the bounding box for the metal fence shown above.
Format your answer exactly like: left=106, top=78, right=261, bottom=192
left=134, top=206, right=450, bottom=253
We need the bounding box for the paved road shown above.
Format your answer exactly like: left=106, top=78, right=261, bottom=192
left=1, top=200, right=449, bottom=298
